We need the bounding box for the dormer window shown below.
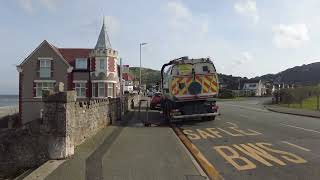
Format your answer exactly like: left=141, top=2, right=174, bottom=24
left=75, top=58, right=87, bottom=69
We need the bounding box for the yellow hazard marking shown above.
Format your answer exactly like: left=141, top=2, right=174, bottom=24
left=213, top=142, right=307, bottom=171
left=177, top=64, right=192, bottom=75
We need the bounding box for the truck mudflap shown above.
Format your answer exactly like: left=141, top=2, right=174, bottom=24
left=172, top=112, right=219, bottom=119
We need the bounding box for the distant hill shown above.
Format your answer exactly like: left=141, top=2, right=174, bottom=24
left=129, top=61, right=320, bottom=89
left=254, top=62, right=320, bottom=86
left=129, top=67, right=161, bottom=87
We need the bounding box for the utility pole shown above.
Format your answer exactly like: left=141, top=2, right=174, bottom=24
left=119, top=58, right=124, bottom=116
left=139, top=42, right=147, bottom=94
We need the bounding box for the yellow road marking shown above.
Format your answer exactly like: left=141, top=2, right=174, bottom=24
left=226, top=122, right=238, bottom=127
left=214, top=145, right=256, bottom=171
left=214, top=142, right=307, bottom=171
left=281, top=141, right=311, bottom=152
left=282, top=124, right=320, bottom=134
left=256, top=142, right=307, bottom=164
left=172, top=125, right=223, bottom=180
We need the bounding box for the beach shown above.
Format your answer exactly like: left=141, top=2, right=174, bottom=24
left=0, top=95, right=18, bottom=119
left=0, top=106, right=18, bottom=119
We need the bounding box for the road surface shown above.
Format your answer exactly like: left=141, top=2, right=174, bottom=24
left=179, top=97, right=320, bottom=180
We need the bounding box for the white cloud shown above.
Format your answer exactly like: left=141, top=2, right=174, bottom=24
left=200, top=19, right=209, bottom=34
left=39, top=0, right=58, bottom=11
left=18, top=0, right=60, bottom=13
left=166, top=1, right=209, bottom=34
left=233, top=51, right=253, bottom=65
left=234, top=0, right=259, bottom=23
left=272, top=24, right=310, bottom=48
left=167, top=1, right=192, bottom=21
left=104, top=16, right=120, bottom=36
left=19, top=0, right=33, bottom=13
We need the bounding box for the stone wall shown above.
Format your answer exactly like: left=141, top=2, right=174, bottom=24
left=0, top=91, right=139, bottom=178
left=0, top=120, right=48, bottom=178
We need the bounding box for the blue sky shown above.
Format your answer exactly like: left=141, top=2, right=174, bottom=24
left=1, top=0, right=319, bottom=94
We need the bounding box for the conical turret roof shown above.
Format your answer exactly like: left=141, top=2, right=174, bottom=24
left=95, top=18, right=112, bottom=49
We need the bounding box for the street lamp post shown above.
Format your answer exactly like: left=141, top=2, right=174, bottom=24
left=139, top=42, right=147, bottom=93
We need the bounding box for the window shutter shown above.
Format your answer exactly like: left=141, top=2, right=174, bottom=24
left=51, top=60, right=54, bottom=77
left=113, top=83, right=116, bottom=97
left=86, top=82, right=90, bottom=97
left=33, top=82, right=36, bottom=97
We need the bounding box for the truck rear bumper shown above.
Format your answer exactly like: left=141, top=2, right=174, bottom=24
left=172, top=112, right=219, bottom=119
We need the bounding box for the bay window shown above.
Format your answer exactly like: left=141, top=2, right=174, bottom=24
left=35, top=82, right=54, bottom=97
left=98, top=82, right=105, bottom=97
left=107, top=83, right=114, bottom=97
left=75, top=82, right=86, bottom=97
left=92, top=83, right=96, bottom=97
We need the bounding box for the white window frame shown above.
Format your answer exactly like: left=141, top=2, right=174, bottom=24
left=75, top=58, right=87, bottom=70
left=39, top=58, right=52, bottom=78
left=74, top=82, right=87, bottom=98
left=35, top=81, right=55, bottom=98
left=107, top=83, right=114, bottom=98
left=98, top=82, right=105, bottom=97
left=92, top=83, right=96, bottom=97
left=98, top=58, right=105, bottom=70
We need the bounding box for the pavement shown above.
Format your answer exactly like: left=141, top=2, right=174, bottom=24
left=27, top=98, right=206, bottom=180
left=178, top=97, right=320, bottom=180
left=265, top=105, right=320, bottom=118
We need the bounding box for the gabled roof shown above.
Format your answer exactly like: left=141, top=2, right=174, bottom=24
left=19, top=40, right=71, bottom=67
left=58, top=48, right=92, bottom=64
left=95, top=18, right=112, bottom=49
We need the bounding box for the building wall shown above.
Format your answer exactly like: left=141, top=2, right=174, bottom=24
left=20, top=41, right=69, bottom=123
left=73, top=72, right=90, bottom=81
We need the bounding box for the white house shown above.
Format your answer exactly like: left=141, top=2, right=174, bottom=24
left=242, top=79, right=266, bottom=96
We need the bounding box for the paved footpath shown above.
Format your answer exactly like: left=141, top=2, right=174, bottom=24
left=38, top=103, right=206, bottom=180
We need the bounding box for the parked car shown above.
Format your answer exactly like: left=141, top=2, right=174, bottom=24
left=150, top=92, right=162, bottom=110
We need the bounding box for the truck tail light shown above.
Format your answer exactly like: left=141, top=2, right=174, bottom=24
left=212, top=105, right=219, bottom=110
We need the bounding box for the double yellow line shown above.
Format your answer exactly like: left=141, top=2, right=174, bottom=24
left=172, top=125, right=224, bottom=180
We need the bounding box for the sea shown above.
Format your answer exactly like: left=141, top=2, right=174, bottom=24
left=0, top=95, right=18, bottom=107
